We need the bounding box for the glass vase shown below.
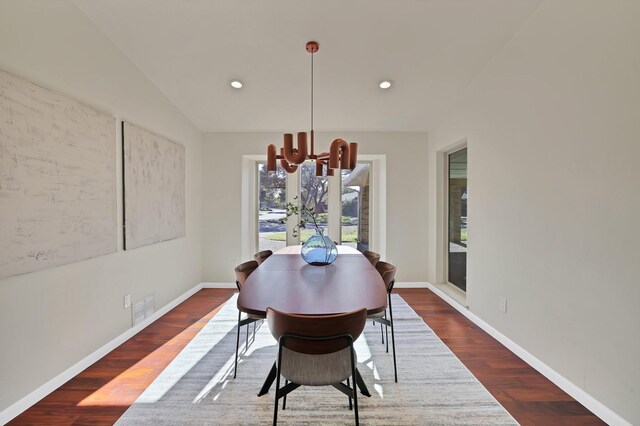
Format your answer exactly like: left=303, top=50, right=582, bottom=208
left=301, top=229, right=338, bottom=266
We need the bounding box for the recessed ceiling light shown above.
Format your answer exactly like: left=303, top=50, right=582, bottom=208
left=379, top=80, right=392, bottom=90
left=230, top=80, right=243, bottom=89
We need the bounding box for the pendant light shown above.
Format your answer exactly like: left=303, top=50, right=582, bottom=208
left=266, top=41, right=358, bottom=176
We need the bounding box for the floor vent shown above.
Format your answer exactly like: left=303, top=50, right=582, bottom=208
left=132, top=294, right=155, bottom=326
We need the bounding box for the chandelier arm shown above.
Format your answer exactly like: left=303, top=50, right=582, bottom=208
left=348, top=143, right=358, bottom=170
left=280, top=159, right=298, bottom=173
left=329, top=139, right=350, bottom=169
left=283, top=133, right=307, bottom=164
left=266, top=144, right=277, bottom=172
left=279, top=147, right=298, bottom=173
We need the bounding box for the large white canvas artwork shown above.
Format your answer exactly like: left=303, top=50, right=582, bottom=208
left=0, top=70, right=117, bottom=279
left=123, top=122, right=185, bottom=250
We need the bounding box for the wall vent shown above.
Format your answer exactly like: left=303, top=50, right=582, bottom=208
left=132, top=294, right=155, bottom=326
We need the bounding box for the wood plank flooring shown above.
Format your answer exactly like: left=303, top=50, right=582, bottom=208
left=8, top=288, right=605, bottom=425
left=396, top=289, right=605, bottom=426
left=8, top=289, right=235, bottom=426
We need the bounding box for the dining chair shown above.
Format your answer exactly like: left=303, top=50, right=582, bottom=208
left=234, top=260, right=263, bottom=379
left=368, top=261, right=398, bottom=382
left=362, top=250, right=381, bottom=266
left=266, top=307, right=368, bottom=426
left=254, top=249, right=273, bottom=265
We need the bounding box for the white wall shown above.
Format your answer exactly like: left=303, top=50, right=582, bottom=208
left=0, top=1, right=203, bottom=412
left=203, top=132, right=428, bottom=283
left=428, top=1, right=640, bottom=423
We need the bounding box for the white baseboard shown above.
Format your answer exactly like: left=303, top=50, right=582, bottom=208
left=201, top=282, right=429, bottom=289
left=201, top=282, right=236, bottom=288
left=394, top=281, right=429, bottom=288
left=0, top=282, right=204, bottom=425
left=425, top=282, right=631, bottom=426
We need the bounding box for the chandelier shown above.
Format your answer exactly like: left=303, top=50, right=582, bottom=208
left=267, top=41, right=358, bottom=177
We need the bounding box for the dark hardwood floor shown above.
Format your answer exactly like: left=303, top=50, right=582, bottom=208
left=8, top=289, right=236, bottom=425
left=395, top=289, right=605, bottom=426
left=9, top=288, right=604, bottom=425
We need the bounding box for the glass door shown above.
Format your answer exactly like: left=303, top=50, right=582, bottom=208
left=299, top=161, right=329, bottom=237
left=447, top=148, right=467, bottom=291
left=341, top=162, right=371, bottom=252
left=257, top=162, right=287, bottom=252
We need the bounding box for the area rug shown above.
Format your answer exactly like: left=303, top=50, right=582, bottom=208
left=115, top=294, right=518, bottom=425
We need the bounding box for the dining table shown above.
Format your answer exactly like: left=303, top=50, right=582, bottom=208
left=237, top=244, right=387, bottom=397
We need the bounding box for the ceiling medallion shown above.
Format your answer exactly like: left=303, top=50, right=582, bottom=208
left=266, top=41, right=358, bottom=176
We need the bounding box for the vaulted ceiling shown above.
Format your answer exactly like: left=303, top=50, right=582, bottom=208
left=74, top=0, right=542, bottom=132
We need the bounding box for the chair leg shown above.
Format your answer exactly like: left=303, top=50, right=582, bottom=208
left=282, top=379, right=288, bottom=410
left=389, top=293, right=398, bottom=383
left=245, top=322, right=249, bottom=349
left=384, top=311, right=389, bottom=353
left=273, top=346, right=283, bottom=425
left=347, top=378, right=352, bottom=410
left=258, top=362, right=277, bottom=397
left=234, top=310, right=242, bottom=379
left=380, top=321, right=384, bottom=344
left=350, top=347, right=359, bottom=426
left=354, top=368, right=372, bottom=397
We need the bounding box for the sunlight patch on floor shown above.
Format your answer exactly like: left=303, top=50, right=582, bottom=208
left=77, top=299, right=231, bottom=407
left=193, top=322, right=276, bottom=404
left=355, top=333, right=384, bottom=398
left=134, top=299, right=241, bottom=404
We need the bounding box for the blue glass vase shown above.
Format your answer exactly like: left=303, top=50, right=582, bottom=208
left=301, top=229, right=338, bottom=266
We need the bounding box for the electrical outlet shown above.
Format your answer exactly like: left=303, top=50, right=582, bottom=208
left=124, top=294, right=131, bottom=309
left=499, top=297, right=507, bottom=313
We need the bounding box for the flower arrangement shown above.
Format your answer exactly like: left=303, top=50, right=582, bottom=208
left=279, top=196, right=324, bottom=238
left=280, top=196, right=337, bottom=265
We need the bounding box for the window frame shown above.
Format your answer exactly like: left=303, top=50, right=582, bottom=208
left=339, top=160, right=374, bottom=250
left=436, top=139, right=468, bottom=305
left=242, top=154, right=386, bottom=262
left=254, top=160, right=290, bottom=254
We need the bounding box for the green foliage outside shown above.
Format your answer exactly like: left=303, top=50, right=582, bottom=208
left=303, top=213, right=355, bottom=226
left=264, top=227, right=358, bottom=242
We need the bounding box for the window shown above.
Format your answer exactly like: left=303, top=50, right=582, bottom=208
left=257, top=162, right=287, bottom=252
left=447, top=148, right=467, bottom=291
left=244, top=154, right=385, bottom=262
left=299, top=161, right=328, bottom=237
left=341, top=163, right=371, bottom=252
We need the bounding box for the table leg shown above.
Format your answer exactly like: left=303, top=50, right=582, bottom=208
left=258, top=361, right=277, bottom=397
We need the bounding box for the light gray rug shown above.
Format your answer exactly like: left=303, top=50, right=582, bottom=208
left=116, top=294, right=518, bottom=425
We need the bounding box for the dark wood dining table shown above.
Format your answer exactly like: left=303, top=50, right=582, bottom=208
left=238, top=245, right=387, bottom=317
left=237, top=245, right=387, bottom=397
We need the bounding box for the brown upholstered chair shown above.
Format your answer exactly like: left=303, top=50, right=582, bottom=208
left=362, top=250, right=381, bottom=266
left=368, top=261, right=398, bottom=382
left=233, top=260, right=262, bottom=379
left=267, top=307, right=368, bottom=425
left=254, top=249, right=273, bottom=265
